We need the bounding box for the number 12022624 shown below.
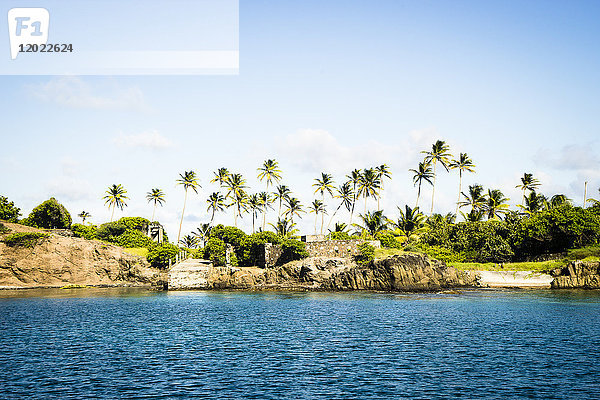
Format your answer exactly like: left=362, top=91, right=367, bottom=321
left=19, top=43, right=73, bottom=53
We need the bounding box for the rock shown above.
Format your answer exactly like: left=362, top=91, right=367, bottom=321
left=550, top=261, right=600, bottom=289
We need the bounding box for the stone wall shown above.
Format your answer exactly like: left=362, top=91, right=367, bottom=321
left=263, top=242, right=284, bottom=268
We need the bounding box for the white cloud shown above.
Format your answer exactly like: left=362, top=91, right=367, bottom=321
left=534, top=143, right=599, bottom=171
left=112, top=130, right=174, bottom=150
left=45, top=176, right=94, bottom=202
left=28, top=76, right=148, bottom=111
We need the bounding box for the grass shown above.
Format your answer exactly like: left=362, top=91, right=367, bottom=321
left=123, top=247, right=149, bottom=258
left=450, top=260, right=565, bottom=272
left=374, top=248, right=406, bottom=259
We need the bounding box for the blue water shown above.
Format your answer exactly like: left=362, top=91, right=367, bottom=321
left=1, top=289, right=599, bottom=399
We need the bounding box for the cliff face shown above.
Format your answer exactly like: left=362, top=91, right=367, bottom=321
left=551, top=261, right=600, bottom=289
left=188, top=253, right=477, bottom=292
left=0, top=223, right=162, bottom=288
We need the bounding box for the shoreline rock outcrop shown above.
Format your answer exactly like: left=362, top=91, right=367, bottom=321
left=550, top=261, right=600, bottom=289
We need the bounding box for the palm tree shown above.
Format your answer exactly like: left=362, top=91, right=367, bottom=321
left=308, top=199, right=327, bottom=234
left=273, top=185, right=291, bottom=217
left=354, top=210, right=387, bottom=236
left=146, top=188, right=166, bottom=222
left=516, top=173, right=541, bottom=206
left=327, top=182, right=354, bottom=230
left=409, top=162, right=434, bottom=208
left=78, top=211, right=91, bottom=225
left=283, top=197, right=304, bottom=225
left=346, top=169, right=362, bottom=225
left=313, top=173, right=335, bottom=232
left=519, top=191, right=546, bottom=215
left=392, top=205, right=427, bottom=240
left=176, top=170, right=200, bottom=244
left=484, top=189, right=510, bottom=220
left=449, top=153, right=476, bottom=216
left=423, top=140, right=451, bottom=214
left=206, top=192, right=226, bottom=223
left=358, top=168, right=380, bottom=213
left=375, top=164, right=392, bottom=210
left=247, top=193, right=264, bottom=233
left=211, top=168, right=230, bottom=187
left=225, top=173, right=248, bottom=227
left=459, top=184, right=486, bottom=214
left=258, top=191, right=274, bottom=231
left=461, top=209, right=485, bottom=222
left=329, top=222, right=349, bottom=233
left=103, top=184, right=129, bottom=222
left=193, top=223, right=212, bottom=248
left=257, top=159, right=282, bottom=189
left=269, top=217, right=298, bottom=238
left=550, top=194, right=572, bottom=208
left=179, top=234, right=199, bottom=249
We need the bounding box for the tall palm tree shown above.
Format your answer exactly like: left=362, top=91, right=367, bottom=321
left=283, top=197, right=304, bottom=225
left=146, top=188, right=166, bottom=222
left=308, top=199, right=327, bottom=234
left=423, top=140, right=451, bottom=214
left=409, top=162, right=434, bottom=208
left=313, top=173, right=335, bottom=232
left=519, top=191, right=547, bottom=214
left=449, top=153, right=476, bottom=216
left=346, top=169, right=362, bottom=225
left=103, top=184, right=129, bottom=222
left=225, top=173, right=248, bottom=227
left=375, top=164, right=392, bottom=210
left=461, top=209, right=485, bottom=222
left=392, top=205, right=427, bottom=240
left=257, top=159, right=282, bottom=189
left=484, top=189, right=510, bottom=220
left=176, top=170, right=200, bottom=244
left=354, top=210, right=387, bottom=236
left=327, top=181, right=354, bottom=229
left=273, top=185, right=291, bottom=217
left=211, top=168, right=230, bottom=187
left=247, top=193, right=264, bottom=233
left=206, top=192, right=226, bottom=223
left=269, top=217, right=298, bottom=238
left=258, top=191, right=274, bottom=230
left=358, top=168, right=380, bottom=213
left=78, top=211, right=91, bottom=225
left=193, top=223, right=212, bottom=248
left=459, top=184, right=486, bottom=213
left=516, top=173, right=541, bottom=206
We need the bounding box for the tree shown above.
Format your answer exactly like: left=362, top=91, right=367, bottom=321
left=103, top=184, right=129, bottom=222
left=0, top=196, right=21, bottom=222
left=392, top=205, right=427, bottom=240
left=269, top=217, right=298, bottom=238
left=146, top=188, right=166, bottom=222
left=485, top=189, right=510, bottom=220
left=247, top=193, right=264, bottom=233
left=26, top=198, right=72, bottom=229
left=206, top=192, right=226, bottom=223
left=516, top=173, right=541, bottom=206
left=409, top=162, right=434, bottom=208
left=330, top=222, right=349, bottom=233
left=193, top=223, right=212, bottom=248
left=258, top=191, right=274, bottom=231
left=346, top=169, right=362, bottom=225
left=459, top=184, right=486, bottom=214
left=283, top=197, right=304, bottom=225
left=211, top=168, right=230, bottom=187
left=308, top=199, right=327, bottom=234
left=357, top=168, right=380, bottom=213
left=257, top=159, right=282, bottom=189
left=375, top=164, right=392, bottom=210
left=313, top=173, right=335, bottom=232
left=518, top=191, right=546, bottom=215
left=449, top=153, right=476, bottom=216
left=423, top=140, right=451, bottom=214
left=179, top=234, right=199, bottom=249
left=327, top=181, right=354, bottom=230
left=461, top=209, right=485, bottom=222
left=176, top=170, right=200, bottom=244
left=273, top=185, right=291, bottom=217
left=550, top=194, right=572, bottom=208
left=354, top=210, right=387, bottom=236
left=225, top=173, right=248, bottom=227
left=78, top=211, right=91, bottom=225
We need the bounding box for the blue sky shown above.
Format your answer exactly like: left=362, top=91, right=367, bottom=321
left=1, top=0, right=600, bottom=238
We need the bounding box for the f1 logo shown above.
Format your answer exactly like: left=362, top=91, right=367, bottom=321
left=7, top=8, right=49, bottom=60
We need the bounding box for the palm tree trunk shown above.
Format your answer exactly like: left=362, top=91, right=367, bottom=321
left=262, top=207, right=267, bottom=231
left=416, top=183, right=422, bottom=208
left=314, top=213, right=317, bottom=235
left=430, top=161, right=437, bottom=215
left=364, top=195, right=367, bottom=214
left=327, top=202, right=343, bottom=230
left=455, top=172, right=462, bottom=216
left=177, top=190, right=188, bottom=244
left=210, top=209, right=215, bottom=223
left=151, top=203, right=157, bottom=222
left=110, top=205, right=115, bottom=222
left=252, top=214, right=255, bottom=233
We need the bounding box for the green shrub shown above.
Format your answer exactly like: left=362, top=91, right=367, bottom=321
left=3, top=232, right=49, bottom=247
left=71, top=223, right=97, bottom=240
left=96, top=221, right=127, bottom=242
left=203, top=237, right=227, bottom=267
left=147, top=243, right=179, bottom=269
left=277, top=239, right=309, bottom=265
left=237, top=231, right=283, bottom=267
left=376, top=231, right=404, bottom=249
left=566, top=245, right=600, bottom=260
left=0, top=196, right=21, bottom=222
left=116, top=217, right=149, bottom=232
left=0, top=222, right=10, bottom=234
left=417, top=244, right=465, bottom=263
left=354, top=242, right=375, bottom=265
left=116, top=229, right=153, bottom=248
left=24, top=197, right=71, bottom=229
left=329, top=231, right=351, bottom=240
left=209, top=225, right=247, bottom=248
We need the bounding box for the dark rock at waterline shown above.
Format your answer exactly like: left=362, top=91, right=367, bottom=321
left=550, top=261, right=600, bottom=289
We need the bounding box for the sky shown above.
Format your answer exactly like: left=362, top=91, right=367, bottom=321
left=1, top=0, right=600, bottom=240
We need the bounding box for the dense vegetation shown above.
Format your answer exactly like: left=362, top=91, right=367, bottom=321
left=22, top=198, right=71, bottom=229
left=0, top=196, right=21, bottom=222
left=2, top=232, right=49, bottom=248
